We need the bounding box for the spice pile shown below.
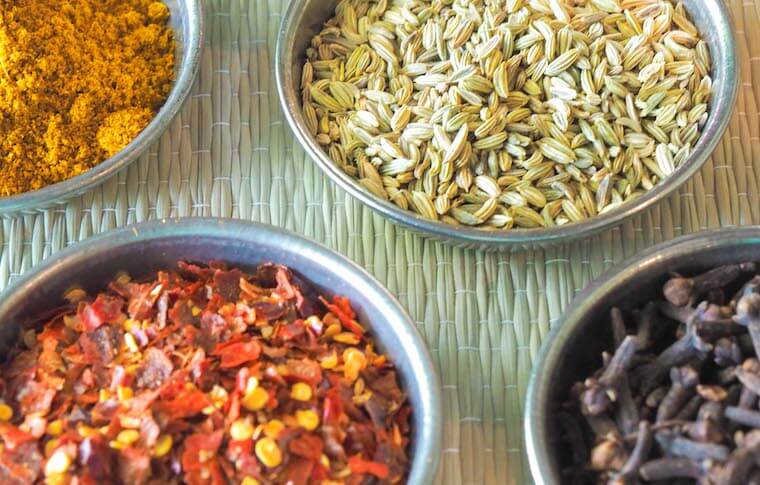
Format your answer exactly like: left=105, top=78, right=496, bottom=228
left=0, top=0, right=175, bottom=196
left=303, top=0, right=712, bottom=229
left=561, top=263, right=760, bottom=483
left=0, top=261, right=410, bottom=484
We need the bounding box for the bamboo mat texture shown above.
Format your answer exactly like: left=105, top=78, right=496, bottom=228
left=2, top=0, right=760, bottom=483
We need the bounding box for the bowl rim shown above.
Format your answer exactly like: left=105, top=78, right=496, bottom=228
left=524, top=226, right=760, bottom=485
left=275, top=0, right=739, bottom=247
left=0, top=0, right=204, bottom=214
left=0, top=217, right=442, bottom=484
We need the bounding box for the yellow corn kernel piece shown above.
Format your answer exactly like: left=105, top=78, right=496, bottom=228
left=333, top=332, right=360, bottom=345
left=117, top=386, right=133, bottom=402
left=320, top=453, right=330, bottom=469
left=109, top=440, right=125, bottom=450
left=153, top=434, right=173, bottom=458
left=202, top=405, right=216, bottom=415
left=254, top=437, right=282, bottom=468
left=324, top=323, right=341, bottom=338
left=124, top=333, right=139, bottom=353
left=261, top=419, right=285, bottom=439
left=0, top=403, right=13, bottom=422
left=99, top=389, right=111, bottom=402
left=122, top=319, right=136, bottom=331
left=343, top=348, right=367, bottom=381
left=260, top=325, right=274, bottom=338
left=241, top=386, right=269, bottom=411
left=117, top=429, right=140, bottom=446
left=191, top=306, right=202, bottom=316
left=46, top=420, right=63, bottom=436
left=230, top=419, right=255, bottom=442
left=45, top=448, right=72, bottom=476
left=77, top=424, right=99, bottom=438
left=320, top=351, right=338, bottom=369
left=241, top=477, right=260, bottom=485
left=291, top=382, right=312, bottom=402
left=45, top=439, right=60, bottom=457
left=45, top=472, right=69, bottom=485
left=295, top=409, right=320, bottom=431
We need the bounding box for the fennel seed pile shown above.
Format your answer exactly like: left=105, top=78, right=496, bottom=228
left=301, top=0, right=712, bottom=229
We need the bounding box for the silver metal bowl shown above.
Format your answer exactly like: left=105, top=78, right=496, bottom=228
left=0, top=217, right=441, bottom=483
left=0, top=0, right=203, bottom=214
left=276, top=0, right=738, bottom=248
left=524, top=226, right=760, bottom=484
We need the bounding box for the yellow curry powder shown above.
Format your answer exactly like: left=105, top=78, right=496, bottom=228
left=0, top=0, right=175, bottom=196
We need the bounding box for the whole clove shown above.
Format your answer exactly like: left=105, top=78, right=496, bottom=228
left=560, top=261, right=760, bottom=484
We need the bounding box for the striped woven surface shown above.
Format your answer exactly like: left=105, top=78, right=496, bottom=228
left=1, top=0, right=759, bottom=483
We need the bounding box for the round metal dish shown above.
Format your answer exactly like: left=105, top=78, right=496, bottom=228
left=0, top=217, right=441, bottom=483
left=276, top=0, right=738, bottom=248
left=524, top=226, right=760, bottom=484
left=0, top=0, right=203, bottom=215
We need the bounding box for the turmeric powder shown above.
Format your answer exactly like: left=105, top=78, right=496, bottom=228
left=0, top=0, right=175, bottom=196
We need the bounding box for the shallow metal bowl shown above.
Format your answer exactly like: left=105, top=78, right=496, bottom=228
left=524, top=226, right=760, bottom=484
left=0, top=218, right=441, bottom=483
left=0, top=0, right=203, bottom=214
left=276, top=0, right=738, bottom=249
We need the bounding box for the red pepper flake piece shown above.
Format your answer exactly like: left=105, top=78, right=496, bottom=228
left=319, top=296, right=364, bottom=336
left=288, top=432, right=323, bottom=461
left=212, top=339, right=261, bottom=368
left=181, top=430, right=224, bottom=472
left=348, top=455, right=390, bottom=479
left=285, top=358, right=322, bottom=385
left=79, top=294, right=122, bottom=332
left=0, top=423, right=34, bottom=450
left=161, top=390, right=211, bottom=420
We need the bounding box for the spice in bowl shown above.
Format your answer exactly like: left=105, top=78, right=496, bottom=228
left=0, top=261, right=411, bottom=483
left=0, top=0, right=175, bottom=196
left=559, top=262, right=760, bottom=483
left=302, top=0, right=712, bottom=229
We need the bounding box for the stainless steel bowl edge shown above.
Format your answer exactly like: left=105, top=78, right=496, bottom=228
left=0, top=217, right=442, bottom=484
left=0, top=0, right=203, bottom=215
left=524, top=226, right=760, bottom=484
left=276, top=0, right=738, bottom=249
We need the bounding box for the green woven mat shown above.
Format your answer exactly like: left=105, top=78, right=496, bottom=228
left=2, top=0, right=759, bottom=483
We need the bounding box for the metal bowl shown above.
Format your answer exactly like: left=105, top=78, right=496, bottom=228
left=524, top=226, right=760, bottom=484
left=0, top=0, right=203, bottom=215
left=0, top=217, right=441, bottom=483
left=276, top=0, right=738, bottom=249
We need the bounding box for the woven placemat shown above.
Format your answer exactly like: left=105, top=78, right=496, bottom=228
left=1, top=0, right=758, bottom=483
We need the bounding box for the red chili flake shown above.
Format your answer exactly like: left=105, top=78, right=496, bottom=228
left=79, top=294, right=122, bottom=332
left=181, top=430, right=224, bottom=472
left=212, top=339, right=261, bottom=368
left=348, top=455, right=390, bottom=479
left=0, top=261, right=412, bottom=483
left=319, top=296, right=364, bottom=336
left=288, top=432, right=323, bottom=461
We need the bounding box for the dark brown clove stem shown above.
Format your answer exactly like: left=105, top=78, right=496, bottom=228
left=654, top=431, right=730, bottom=461
left=674, top=395, right=703, bottom=421
left=639, top=457, right=703, bottom=481
left=617, top=421, right=652, bottom=479
left=582, top=336, right=638, bottom=416
left=725, top=406, right=760, bottom=428
left=724, top=447, right=758, bottom=485
left=610, top=307, right=627, bottom=349
left=714, top=337, right=742, bottom=367
left=634, top=301, right=657, bottom=350
left=738, top=387, right=758, bottom=409
left=656, top=366, right=699, bottom=422
left=735, top=293, right=760, bottom=358
left=615, top=375, right=639, bottom=435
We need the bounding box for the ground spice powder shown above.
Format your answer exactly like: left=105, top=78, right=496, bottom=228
left=0, top=0, right=175, bottom=196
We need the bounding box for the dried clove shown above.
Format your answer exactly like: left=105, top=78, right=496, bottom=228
left=562, top=262, right=760, bottom=484
left=663, top=264, right=747, bottom=307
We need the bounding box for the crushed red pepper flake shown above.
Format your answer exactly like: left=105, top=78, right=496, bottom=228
left=0, top=261, right=411, bottom=484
